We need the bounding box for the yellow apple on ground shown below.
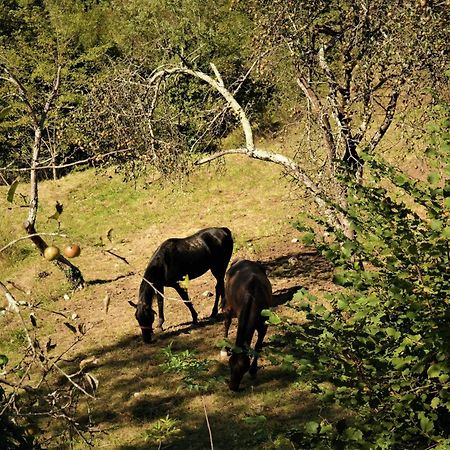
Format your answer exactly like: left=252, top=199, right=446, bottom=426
left=44, top=246, right=60, bottom=261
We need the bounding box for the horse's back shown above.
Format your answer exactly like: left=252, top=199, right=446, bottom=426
left=225, top=259, right=272, bottom=313
left=195, top=227, right=233, bottom=252
left=146, top=227, right=233, bottom=283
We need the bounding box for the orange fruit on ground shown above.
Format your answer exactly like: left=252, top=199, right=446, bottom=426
left=64, top=244, right=81, bottom=258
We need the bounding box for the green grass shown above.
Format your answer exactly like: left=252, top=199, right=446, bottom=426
left=0, top=154, right=293, bottom=282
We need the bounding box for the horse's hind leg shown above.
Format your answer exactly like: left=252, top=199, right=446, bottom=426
left=210, top=268, right=226, bottom=318
left=249, top=324, right=267, bottom=376
left=174, top=285, right=198, bottom=324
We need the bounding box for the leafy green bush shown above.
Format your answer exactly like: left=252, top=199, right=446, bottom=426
left=160, top=344, right=217, bottom=392
left=270, top=120, right=449, bottom=448
left=143, top=415, right=181, bottom=448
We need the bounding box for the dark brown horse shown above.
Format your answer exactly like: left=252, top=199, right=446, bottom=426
left=223, top=259, right=272, bottom=391
left=129, top=227, right=233, bottom=343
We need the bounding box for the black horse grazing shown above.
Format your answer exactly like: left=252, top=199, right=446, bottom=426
left=223, top=259, right=272, bottom=391
left=129, top=227, right=233, bottom=343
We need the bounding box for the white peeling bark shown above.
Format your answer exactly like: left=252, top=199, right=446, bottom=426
left=148, top=64, right=355, bottom=237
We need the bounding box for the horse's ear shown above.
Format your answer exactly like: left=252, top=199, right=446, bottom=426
left=128, top=300, right=138, bottom=308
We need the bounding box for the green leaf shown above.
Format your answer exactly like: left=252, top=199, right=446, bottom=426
left=178, top=274, right=189, bottom=290
left=444, top=197, right=450, bottom=209
left=314, top=304, right=327, bottom=315
left=427, top=364, right=442, bottom=378
left=304, top=421, right=319, bottom=434
left=0, top=354, right=8, bottom=368
left=439, top=374, right=449, bottom=383
left=418, top=412, right=434, bottom=434
left=427, top=172, right=440, bottom=185
left=6, top=179, right=19, bottom=203
left=262, top=309, right=281, bottom=325
left=268, top=312, right=281, bottom=325
left=430, top=219, right=443, bottom=231
left=343, top=427, right=363, bottom=442
left=333, top=272, right=348, bottom=286
left=392, top=357, right=414, bottom=369
left=431, top=397, right=441, bottom=409
left=442, top=227, right=450, bottom=239
left=341, top=241, right=354, bottom=258
left=337, top=298, right=348, bottom=309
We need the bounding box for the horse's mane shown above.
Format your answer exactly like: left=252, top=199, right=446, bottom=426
left=139, top=276, right=155, bottom=306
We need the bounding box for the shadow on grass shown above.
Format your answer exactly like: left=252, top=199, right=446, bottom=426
left=272, top=285, right=302, bottom=306
left=261, top=250, right=332, bottom=280
left=114, top=364, right=319, bottom=450
left=85, top=271, right=136, bottom=286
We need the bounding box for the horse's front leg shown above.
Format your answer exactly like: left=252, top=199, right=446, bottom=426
left=220, top=310, right=233, bottom=360
left=249, top=323, right=267, bottom=376
left=156, top=286, right=165, bottom=331
left=174, top=285, right=198, bottom=324
left=223, top=310, right=232, bottom=339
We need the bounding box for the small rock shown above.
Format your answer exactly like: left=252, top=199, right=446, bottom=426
left=133, top=392, right=141, bottom=398
left=63, top=294, right=70, bottom=301
left=71, top=312, right=79, bottom=320
left=220, top=350, right=229, bottom=360
left=202, top=290, right=213, bottom=298
left=291, top=238, right=299, bottom=243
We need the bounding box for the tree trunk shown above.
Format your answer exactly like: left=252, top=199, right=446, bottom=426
left=24, top=221, right=84, bottom=289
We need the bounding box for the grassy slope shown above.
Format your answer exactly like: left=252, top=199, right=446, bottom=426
left=0, top=113, right=432, bottom=448
left=1, top=147, right=337, bottom=449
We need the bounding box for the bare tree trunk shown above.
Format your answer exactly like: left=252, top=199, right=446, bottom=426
left=1, top=64, right=84, bottom=289
left=52, top=157, right=57, bottom=181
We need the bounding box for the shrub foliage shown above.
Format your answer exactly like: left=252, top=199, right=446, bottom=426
left=269, top=119, right=450, bottom=448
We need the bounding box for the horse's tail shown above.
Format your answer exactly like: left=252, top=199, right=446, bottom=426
left=221, top=227, right=232, bottom=239
left=221, top=227, right=234, bottom=269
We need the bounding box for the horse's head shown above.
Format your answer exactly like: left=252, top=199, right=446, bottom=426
left=228, top=351, right=250, bottom=391
left=128, top=300, right=155, bottom=343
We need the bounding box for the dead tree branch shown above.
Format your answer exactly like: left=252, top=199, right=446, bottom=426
left=148, top=63, right=353, bottom=236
